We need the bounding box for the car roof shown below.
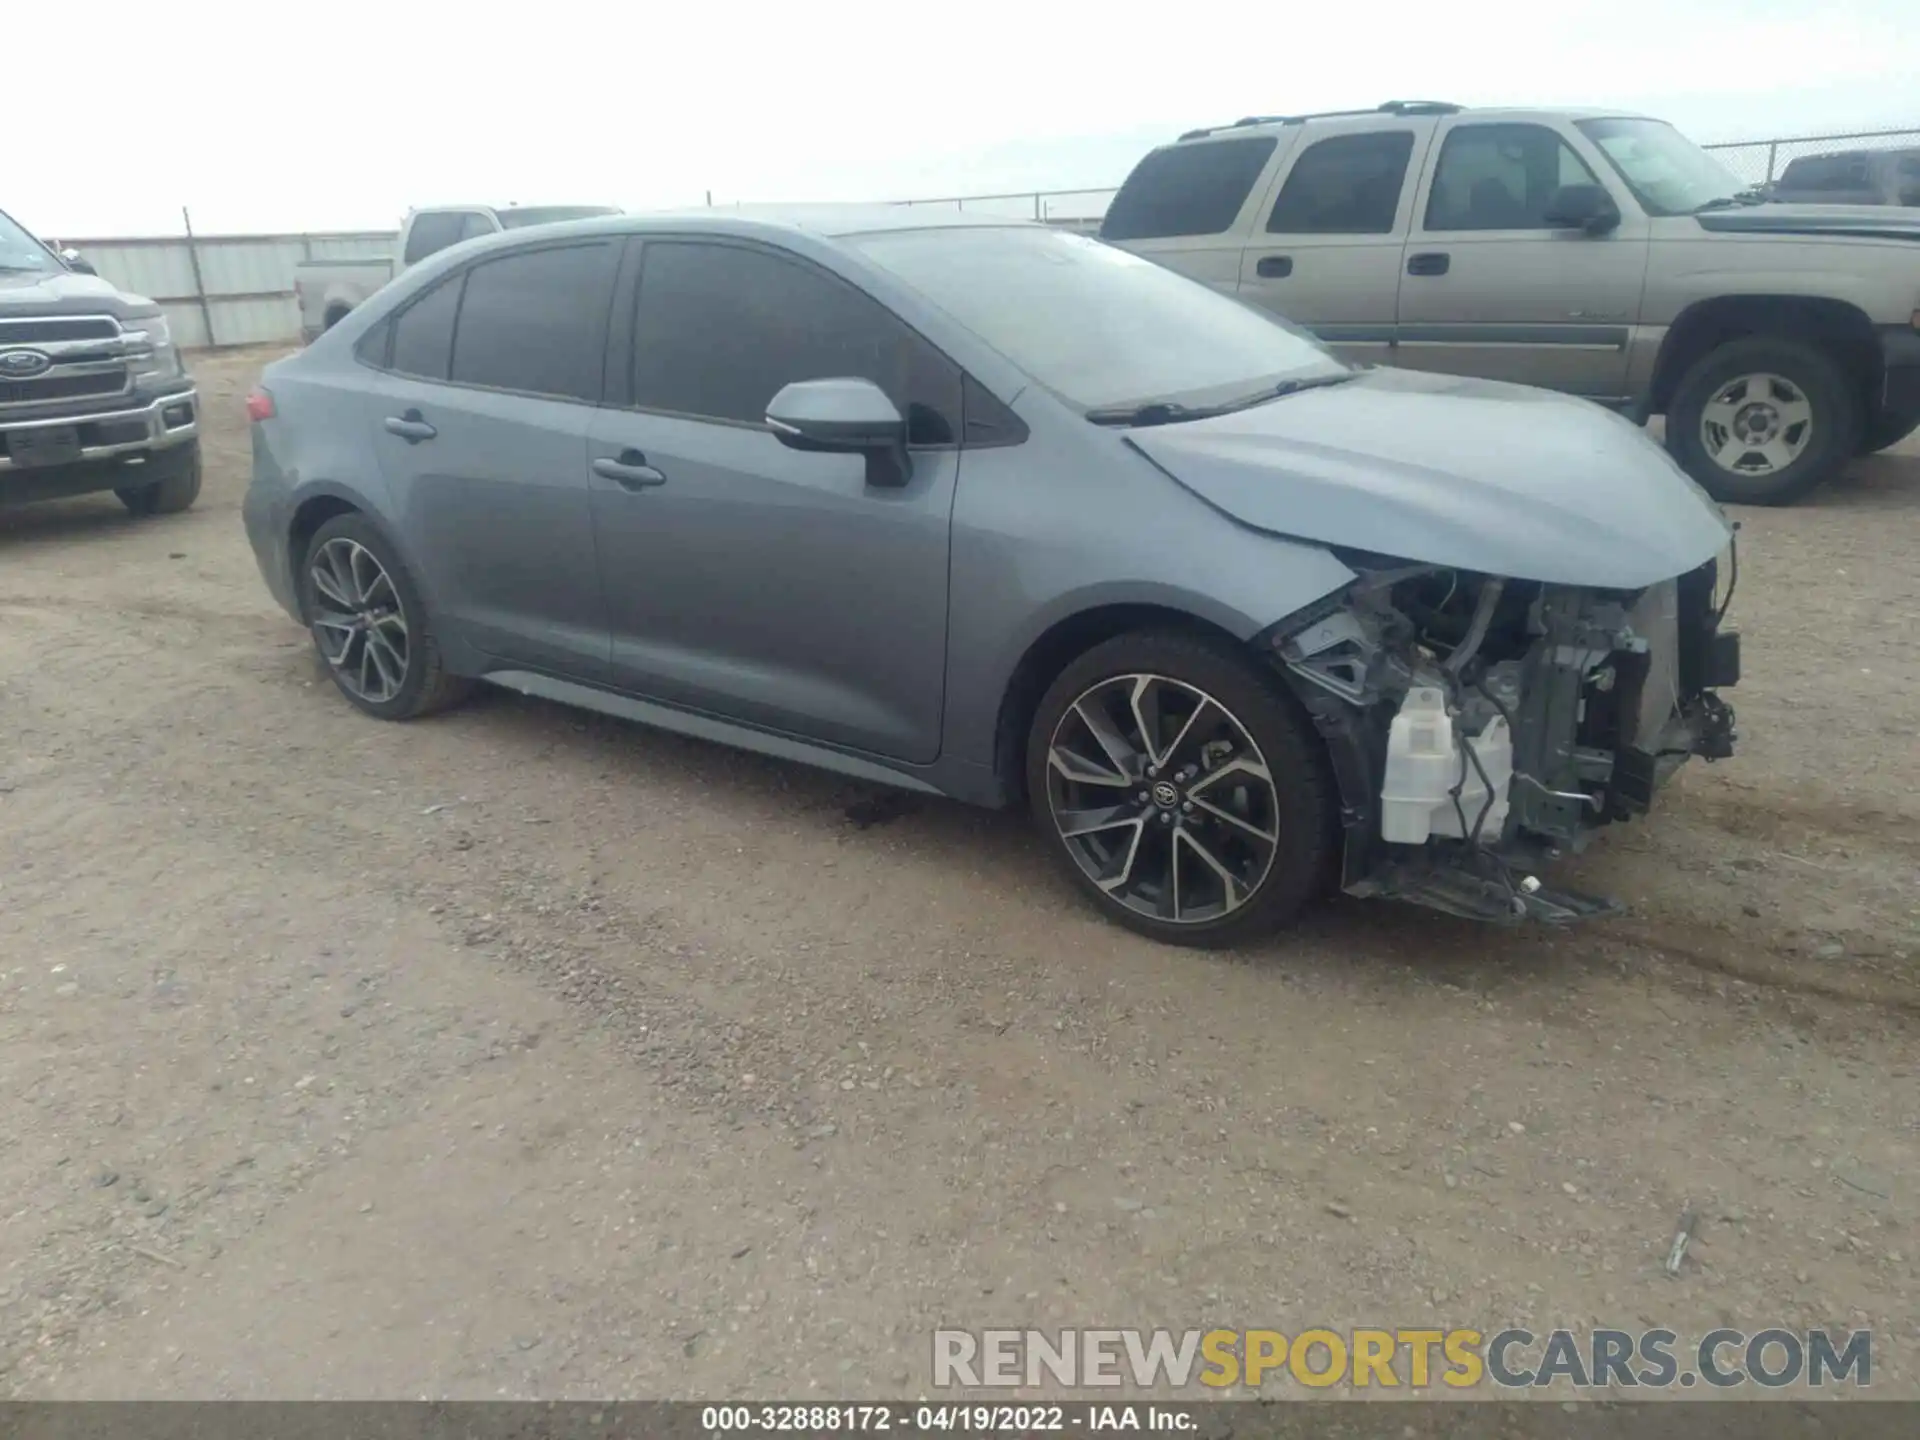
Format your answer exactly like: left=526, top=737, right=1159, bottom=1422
left=1171, top=101, right=1654, bottom=143
left=476, top=204, right=1037, bottom=245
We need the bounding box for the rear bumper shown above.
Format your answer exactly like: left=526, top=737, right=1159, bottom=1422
left=0, top=387, right=199, bottom=474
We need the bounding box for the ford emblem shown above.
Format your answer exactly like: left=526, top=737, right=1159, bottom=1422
left=0, top=349, right=53, bottom=379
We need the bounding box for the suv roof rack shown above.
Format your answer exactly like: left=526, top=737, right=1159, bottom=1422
left=1176, top=99, right=1462, bottom=142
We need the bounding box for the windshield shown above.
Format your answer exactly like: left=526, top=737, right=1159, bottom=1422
left=1575, top=118, right=1748, bottom=216
left=497, top=205, right=621, bottom=229
left=0, top=207, right=61, bottom=274
left=847, top=225, right=1345, bottom=412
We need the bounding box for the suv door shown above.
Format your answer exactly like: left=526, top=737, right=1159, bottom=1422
left=1099, top=134, right=1292, bottom=294
left=1237, top=122, right=1433, bottom=365
left=1394, top=119, right=1651, bottom=402
left=585, top=238, right=963, bottom=764
left=364, top=238, right=617, bottom=677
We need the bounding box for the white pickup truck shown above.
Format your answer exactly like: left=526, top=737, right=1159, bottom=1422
left=294, top=203, right=619, bottom=342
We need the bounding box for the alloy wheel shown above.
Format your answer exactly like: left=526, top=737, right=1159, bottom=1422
left=1045, top=673, right=1280, bottom=924
left=308, top=537, right=411, bottom=704
left=1699, top=372, right=1813, bottom=476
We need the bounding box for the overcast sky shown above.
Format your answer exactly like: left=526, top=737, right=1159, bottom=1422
left=13, top=0, right=1917, bottom=237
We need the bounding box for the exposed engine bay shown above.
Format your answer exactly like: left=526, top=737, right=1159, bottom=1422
left=1265, top=546, right=1741, bottom=923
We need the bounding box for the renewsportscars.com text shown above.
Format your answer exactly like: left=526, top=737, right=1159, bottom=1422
left=932, top=1326, right=1871, bottom=1391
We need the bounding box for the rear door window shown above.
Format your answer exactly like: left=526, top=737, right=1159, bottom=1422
left=627, top=240, right=962, bottom=446
left=386, top=273, right=465, bottom=380
left=402, top=212, right=471, bottom=265
left=1266, top=131, right=1416, bottom=234
left=447, top=242, right=618, bottom=402
left=1100, top=137, right=1279, bottom=241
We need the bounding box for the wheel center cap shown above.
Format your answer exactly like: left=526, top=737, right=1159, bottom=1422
left=1735, top=402, right=1777, bottom=440
left=1151, top=780, right=1181, bottom=809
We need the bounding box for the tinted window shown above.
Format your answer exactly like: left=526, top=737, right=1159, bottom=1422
left=1779, top=156, right=1869, bottom=193
left=1266, top=132, right=1414, bottom=234
left=388, top=274, right=464, bottom=380
left=353, top=317, right=392, bottom=369
left=629, top=242, right=961, bottom=445
left=448, top=243, right=616, bottom=402
left=1899, top=155, right=1920, bottom=205
left=403, top=212, right=470, bottom=265
left=1426, top=124, right=1604, bottom=230
left=1100, top=137, right=1279, bottom=241
left=456, top=213, right=495, bottom=243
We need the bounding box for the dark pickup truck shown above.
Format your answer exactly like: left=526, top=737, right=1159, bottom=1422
left=1, top=206, right=200, bottom=515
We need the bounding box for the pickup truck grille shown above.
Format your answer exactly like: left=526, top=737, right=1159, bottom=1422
left=0, top=314, right=136, bottom=412
left=0, top=316, right=120, bottom=345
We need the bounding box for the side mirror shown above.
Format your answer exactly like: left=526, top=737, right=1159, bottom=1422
left=57, top=246, right=97, bottom=275
left=1542, top=183, right=1621, bottom=236
left=766, top=377, right=911, bottom=487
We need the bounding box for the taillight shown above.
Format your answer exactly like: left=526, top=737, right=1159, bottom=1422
left=245, top=387, right=275, bottom=422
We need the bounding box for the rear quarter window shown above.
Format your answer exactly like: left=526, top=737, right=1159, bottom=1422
left=1100, top=136, right=1279, bottom=241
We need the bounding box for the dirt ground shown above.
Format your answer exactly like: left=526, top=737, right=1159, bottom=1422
left=1, top=348, right=1915, bottom=1401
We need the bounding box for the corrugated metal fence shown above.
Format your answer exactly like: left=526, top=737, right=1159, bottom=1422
left=60, top=228, right=396, bottom=348
left=59, top=123, right=1919, bottom=349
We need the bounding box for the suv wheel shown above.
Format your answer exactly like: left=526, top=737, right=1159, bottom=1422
left=300, top=513, right=471, bottom=720
left=115, top=441, right=202, bottom=516
left=1665, top=338, right=1858, bottom=505
left=1859, top=405, right=1920, bottom=456
left=1025, top=630, right=1335, bottom=948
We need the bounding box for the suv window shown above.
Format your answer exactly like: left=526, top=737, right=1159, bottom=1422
left=403, top=212, right=472, bottom=265
left=1266, top=131, right=1415, bottom=235
left=1779, top=155, right=1867, bottom=193
left=1100, top=137, right=1279, bottom=241
left=1425, top=124, right=1604, bottom=231
left=387, top=273, right=465, bottom=380
left=447, top=242, right=617, bottom=402
left=628, top=241, right=962, bottom=446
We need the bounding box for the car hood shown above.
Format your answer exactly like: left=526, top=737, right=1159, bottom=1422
left=1694, top=202, right=1920, bottom=242
left=0, top=267, right=155, bottom=316
left=1125, top=368, right=1732, bottom=590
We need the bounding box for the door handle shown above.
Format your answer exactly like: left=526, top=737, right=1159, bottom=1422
left=1256, top=255, right=1293, bottom=278
left=592, top=450, right=667, bottom=490
left=1406, top=252, right=1451, bottom=276
left=383, top=409, right=436, bottom=443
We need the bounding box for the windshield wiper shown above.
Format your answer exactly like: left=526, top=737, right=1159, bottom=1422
left=1085, top=372, right=1359, bottom=429
left=1694, top=186, right=1769, bottom=212
left=1084, top=400, right=1214, bottom=428
left=1214, top=371, right=1360, bottom=412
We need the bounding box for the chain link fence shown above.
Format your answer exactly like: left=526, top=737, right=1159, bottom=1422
left=1702, top=126, right=1920, bottom=188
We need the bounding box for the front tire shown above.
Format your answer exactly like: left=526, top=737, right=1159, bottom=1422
left=115, top=442, right=202, bottom=516
left=1025, top=629, right=1335, bottom=949
left=1664, top=338, right=1859, bottom=505
left=299, top=513, right=470, bottom=720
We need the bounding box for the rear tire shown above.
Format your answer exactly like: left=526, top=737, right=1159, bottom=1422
left=1858, top=406, right=1920, bottom=456
left=299, top=512, right=471, bottom=721
left=1664, top=337, right=1858, bottom=506
left=1025, top=629, right=1335, bottom=949
left=115, top=442, right=202, bottom=516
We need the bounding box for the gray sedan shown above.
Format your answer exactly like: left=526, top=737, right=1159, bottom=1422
left=242, top=209, right=1740, bottom=945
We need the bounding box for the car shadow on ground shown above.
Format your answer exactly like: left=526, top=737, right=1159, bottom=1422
left=0, top=493, right=146, bottom=554
left=444, top=680, right=1624, bottom=998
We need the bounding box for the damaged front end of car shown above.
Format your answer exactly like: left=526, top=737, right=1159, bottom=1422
left=1263, top=547, right=1741, bottom=924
